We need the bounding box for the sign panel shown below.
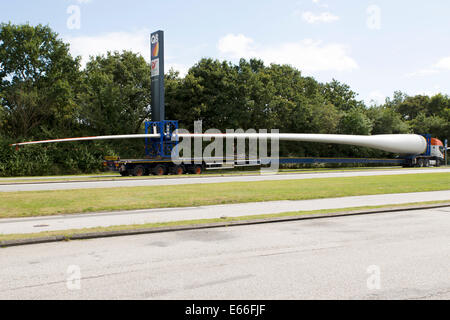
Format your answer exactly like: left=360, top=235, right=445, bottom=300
left=151, top=34, right=160, bottom=58
left=151, top=58, right=160, bottom=77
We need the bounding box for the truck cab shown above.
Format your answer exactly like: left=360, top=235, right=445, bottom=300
left=411, top=136, right=445, bottom=167
left=430, top=138, right=445, bottom=161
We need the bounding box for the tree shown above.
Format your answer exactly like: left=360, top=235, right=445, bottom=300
left=410, top=113, right=448, bottom=141
left=366, top=106, right=409, bottom=135
left=321, top=79, right=365, bottom=112
left=77, top=51, right=151, bottom=135
left=309, top=103, right=341, bottom=134
left=384, top=91, right=407, bottom=108
left=338, top=107, right=373, bottom=135
left=395, top=95, right=430, bottom=121
left=166, top=69, right=206, bottom=131
left=0, top=23, right=81, bottom=138
left=428, top=94, right=450, bottom=117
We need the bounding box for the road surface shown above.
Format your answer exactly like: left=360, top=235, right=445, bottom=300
left=0, top=168, right=449, bottom=192
left=0, top=207, right=448, bottom=300
left=1, top=191, right=449, bottom=234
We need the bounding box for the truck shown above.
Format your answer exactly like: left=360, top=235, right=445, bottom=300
left=13, top=121, right=446, bottom=176
left=103, top=122, right=446, bottom=177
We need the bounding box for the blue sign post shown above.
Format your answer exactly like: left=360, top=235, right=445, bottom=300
left=445, top=139, right=448, bottom=166
left=150, top=30, right=165, bottom=122
left=146, top=30, right=179, bottom=158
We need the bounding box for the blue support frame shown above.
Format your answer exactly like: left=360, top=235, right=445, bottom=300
left=145, top=120, right=179, bottom=158
left=422, top=134, right=432, bottom=156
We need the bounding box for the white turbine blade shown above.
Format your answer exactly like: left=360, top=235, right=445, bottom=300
left=11, top=134, right=160, bottom=146
left=12, top=133, right=427, bottom=155
left=177, top=133, right=427, bottom=155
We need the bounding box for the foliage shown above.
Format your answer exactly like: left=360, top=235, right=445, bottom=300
left=0, top=23, right=81, bottom=139
left=0, top=23, right=448, bottom=176
left=366, top=106, right=410, bottom=135
left=77, top=51, right=151, bottom=135
left=382, top=91, right=449, bottom=141
left=0, top=136, right=116, bottom=177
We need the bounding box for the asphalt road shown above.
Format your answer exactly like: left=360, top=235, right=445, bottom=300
left=1, top=207, right=449, bottom=300
left=0, top=168, right=449, bottom=192
left=1, top=191, right=449, bottom=234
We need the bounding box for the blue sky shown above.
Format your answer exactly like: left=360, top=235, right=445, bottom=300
left=1, top=0, right=449, bottom=105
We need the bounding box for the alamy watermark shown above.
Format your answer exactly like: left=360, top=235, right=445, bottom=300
left=366, top=265, right=381, bottom=290
left=67, top=5, right=81, bottom=30
left=367, top=5, right=382, bottom=30
left=67, top=0, right=91, bottom=30
left=66, top=265, right=82, bottom=290
left=171, top=121, right=280, bottom=174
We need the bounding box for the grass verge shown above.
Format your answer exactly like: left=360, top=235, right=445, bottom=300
left=0, top=172, right=449, bottom=219
left=1, top=201, right=448, bottom=244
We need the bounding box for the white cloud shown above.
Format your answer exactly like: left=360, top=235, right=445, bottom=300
left=366, top=90, right=386, bottom=105
left=293, top=1, right=337, bottom=24
left=413, top=85, right=442, bottom=97
left=312, top=0, right=329, bottom=8
left=63, top=29, right=189, bottom=75
left=433, top=57, right=450, bottom=70
left=217, top=34, right=358, bottom=73
left=65, top=30, right=151, bottom=65
left=217, top=34, right=254, bottom=59
left=76, top=0, right=92, bottom=4
left=406, top=56, right=450, bottom=77
left=167, top=63, right=190, bottom=76
left=301, top=11, right=339, bottom=24
left=405, top=68, right=439, bottom=77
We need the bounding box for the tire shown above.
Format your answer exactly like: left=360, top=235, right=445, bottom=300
left=120, top=171, right=130, bottom=177
left=417, top=159, right=425, bottom=168
left=153, top=164, right=167, bottom=176
left=133, top=165, right=146, bottom=177
left=171, top=165, right=184, bottom=175
left=191, top=165, right=203, bottom=175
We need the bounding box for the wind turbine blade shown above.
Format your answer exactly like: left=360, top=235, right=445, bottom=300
left=11, top=133, right=427, bottom=155
left=10, top=134, right=160, bottom=146
left=178, top=133, right=427, bottom=155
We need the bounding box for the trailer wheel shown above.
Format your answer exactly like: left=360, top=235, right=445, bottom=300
left=120, top=171, right=130, bottom=177
left=153, top=164, right=167, bottom=176
left=417, top=159, right=425, bottom=167
left=133, top=165, right=146, bottom=177
left=172, top=165, right=184, bottom=175
left=192, top=165, right=203, bottom=175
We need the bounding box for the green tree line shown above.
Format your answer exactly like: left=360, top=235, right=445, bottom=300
left=0, top=23, right=448, bottom=176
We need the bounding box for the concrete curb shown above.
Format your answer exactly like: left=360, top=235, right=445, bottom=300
left=1, top=202, right=449, bottom=248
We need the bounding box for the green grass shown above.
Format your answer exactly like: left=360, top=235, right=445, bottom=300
left=1, top=201, right=448, bottom=243
left=0, top=172, right=448, bottom=219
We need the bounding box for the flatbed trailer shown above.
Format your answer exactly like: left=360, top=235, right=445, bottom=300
left=114, top=157, right=263, bottom=176
left=275, top=157, right=405, bottom=165
left=109, top=147, right=444, bottom=176
left=108, top=156, right=418, bottom=177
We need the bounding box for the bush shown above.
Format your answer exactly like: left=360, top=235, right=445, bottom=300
left=0, top=137, right=118, bottom=177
